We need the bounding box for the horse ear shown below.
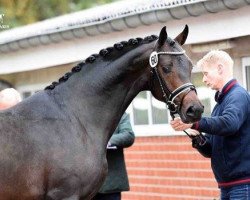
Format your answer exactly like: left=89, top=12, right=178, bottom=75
left=158, top=26, right=168, bottom=47
left=174, top=25, right=189, bottom=45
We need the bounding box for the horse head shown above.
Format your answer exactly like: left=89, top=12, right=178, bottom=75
left=148, top=25, right=204, bottom=123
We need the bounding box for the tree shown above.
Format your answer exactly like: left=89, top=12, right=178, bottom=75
left=0, top=0, right=117, bottom=29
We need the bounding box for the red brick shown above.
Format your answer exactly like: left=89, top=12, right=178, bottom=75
left=123, top=136, right=219, bottom=199
left=126, top=159, right=210, bottom=169
left=128, top=175, right=217, bottom=187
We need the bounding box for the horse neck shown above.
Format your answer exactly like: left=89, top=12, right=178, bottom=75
left=50, top=42, right=154, bottom=146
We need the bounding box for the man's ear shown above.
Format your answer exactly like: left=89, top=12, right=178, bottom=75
left=217, top=64, right=223, bottom=75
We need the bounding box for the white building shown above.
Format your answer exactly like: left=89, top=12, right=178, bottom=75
left=1, top=0, right=249, bottom=135
left=0, top=1, right=250, bottom=198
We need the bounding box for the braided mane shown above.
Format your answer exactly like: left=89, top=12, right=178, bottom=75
left=45, top=35, right=158, bottom=90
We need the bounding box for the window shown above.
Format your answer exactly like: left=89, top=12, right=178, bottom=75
left=127, top=72, right=215, bottom=136
left=17, top=75, right=216, bottom=137
left=22, top=91, right=33, bottom=98
left=242, top=57, right=250, bottom=92
left=245, top=66, right=250, bottom=91
left=17, top=83, right=48, bottom=99
left=151, top=95, right=169, bottom=124
left=131, top=91, right=168, bottom=126
left=191, top=72, right=215, bottom=117
left=132, top=91, right=149, bottom=125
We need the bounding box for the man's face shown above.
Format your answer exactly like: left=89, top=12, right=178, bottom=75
left=202, top=63, right=221, bottom=91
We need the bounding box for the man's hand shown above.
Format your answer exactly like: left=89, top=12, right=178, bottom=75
left=186, top=129, right=200, bottom=136
left=170, top=117, right=193, bottom=131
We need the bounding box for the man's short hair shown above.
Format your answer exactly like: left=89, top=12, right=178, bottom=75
left=197, top=50, right=234, bottom=69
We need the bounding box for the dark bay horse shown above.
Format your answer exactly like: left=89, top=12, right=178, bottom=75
left=0, top=26, right=203, bottom=200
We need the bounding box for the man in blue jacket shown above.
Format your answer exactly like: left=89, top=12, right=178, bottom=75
left=171, top=50, right=250, bottom=199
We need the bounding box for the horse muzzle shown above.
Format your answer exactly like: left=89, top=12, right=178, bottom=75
left=180, top=91, right=204, bottom=123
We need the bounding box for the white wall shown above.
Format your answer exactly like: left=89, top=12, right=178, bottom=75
left=1, top=6, right=250, bottom=74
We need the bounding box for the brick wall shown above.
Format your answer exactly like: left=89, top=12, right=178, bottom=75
left=122, top=136, right=220, bottom=200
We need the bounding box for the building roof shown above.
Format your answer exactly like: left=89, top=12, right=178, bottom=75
left=0, top=0, right=249, bottom=53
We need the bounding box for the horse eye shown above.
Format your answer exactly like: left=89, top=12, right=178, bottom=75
left=162, top=65, right=172, bottom=74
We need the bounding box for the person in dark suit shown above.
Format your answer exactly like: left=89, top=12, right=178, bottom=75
left=93, top=113, right=135, bottom=200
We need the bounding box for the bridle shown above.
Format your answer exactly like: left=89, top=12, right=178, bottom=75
left=149, top=50, right=196, bottom=118
left=149, top=49, right=206, bottom=141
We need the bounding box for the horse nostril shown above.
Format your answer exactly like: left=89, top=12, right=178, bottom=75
left=186, top=105, right=204, bottom=118
left=186, top=106, right=194, bottom=117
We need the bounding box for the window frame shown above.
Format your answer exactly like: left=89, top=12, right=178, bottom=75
left=16, top=83, right=48, bottom=99
left=16, top=75, right=216, bottom=137
left=242, top=57, right=250, bottom=91
left=127, top=71, right=216, bottom=137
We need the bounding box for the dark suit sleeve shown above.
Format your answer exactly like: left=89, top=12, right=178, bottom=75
left=109, top=113, right=135, bottom=148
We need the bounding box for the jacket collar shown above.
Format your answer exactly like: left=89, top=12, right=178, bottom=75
left=215, top=79, right=237, bottom=103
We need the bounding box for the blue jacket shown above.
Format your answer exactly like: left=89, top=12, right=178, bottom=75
left=193, top=79, right=250, bottom=187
